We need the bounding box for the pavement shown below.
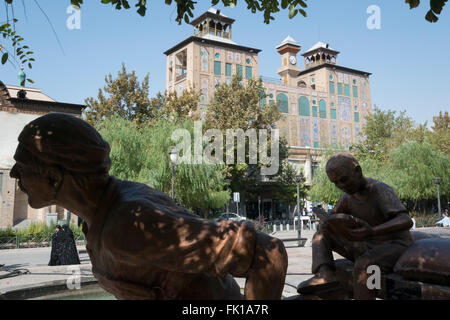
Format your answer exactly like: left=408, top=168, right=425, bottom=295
left=0, top=227, right=449, bottom=299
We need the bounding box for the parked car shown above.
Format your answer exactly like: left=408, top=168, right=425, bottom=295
left=213, top=212, right=247, bottom=222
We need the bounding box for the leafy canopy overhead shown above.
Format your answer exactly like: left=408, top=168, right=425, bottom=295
left=69, top=0, right=447, bottom=24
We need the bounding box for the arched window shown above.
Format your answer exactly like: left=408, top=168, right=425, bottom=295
left=276, top=93, right=289, bottom=113
left=298, top=96, right=310, bottom=116
left=259, top=91, right=267, bottom=109
left=200, top=47, right=208, bottom=72
left=319, top=100, right=327, bottom=118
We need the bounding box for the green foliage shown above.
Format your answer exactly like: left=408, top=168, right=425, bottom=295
left=274, top=162, right=307, bottom=206
left=97, top=117, right=150, bottom=182
left=406, top=0, right=448, bottom=22
left=151, top=87, right=201, bottom=120
left=205, top=74, right=281, bottom=131
left=83, top=63, right=202, bottom=127
left=387, top=139, right=450, bottom=202
left=83, top=63, right=152, bottom=126
left=308, top=147, right=344, bottom=205
left=427, top=111, right=449, bottom=156
left=1, top=1, right=35, bottom=81
left=356, top=106, right=427, bottom=162
left=0, top=221, right=85, bottom=243
left=412, top=212, right=440, bottom=228
left=70, top=0, right=447, bottom=24
left=97, top=116, right=230, bottom=217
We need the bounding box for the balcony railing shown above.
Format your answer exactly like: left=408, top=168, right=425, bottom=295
left=175, top=71, right=187, bottom=82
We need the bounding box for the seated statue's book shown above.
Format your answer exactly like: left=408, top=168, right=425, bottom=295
left=312, top=207, right=368, bottom=241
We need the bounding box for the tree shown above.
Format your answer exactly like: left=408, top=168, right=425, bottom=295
left=70, top=0, right=448, bottom=24
left=97, top=116, right=151, bottom=183
left=405, top=0, right=448, bottom=22
left=83, top=63, right=202, bottom=126
left=427, top=111, right=450, bottom=156
left=356, top=106, right=427, bottom=162
left=205, top=75, right=281, bottom=131
left=308, top=147, right=344, bottom=205
left=97, top=116, right=230, bottom=218
left=1, top=0, right=35, bottom=82
left=152, top=87, right=201, bottom=120
left=387, top=139, right=450, bottom=210
left=83, top=63, right=152, bottom=126
left=274, top=162, right=307, bottom=209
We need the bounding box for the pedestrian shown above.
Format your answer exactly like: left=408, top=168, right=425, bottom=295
left=48, top=225, right=64, bottom=266
left=48, top=224, right=80, bottom=266
left=60, top=225, right=81, bottom=265
left=436, top=212, right=450, bottom=227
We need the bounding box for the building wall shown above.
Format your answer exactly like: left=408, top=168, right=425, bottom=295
left=0, top=100, right=82, bottom=228
left=0, top=112, right=42, bottom=169
left=270, top=66, right=372, bottom=151
left=0, top=168, right=15, bottom=227
left=166, top=40, right=259, bottom=119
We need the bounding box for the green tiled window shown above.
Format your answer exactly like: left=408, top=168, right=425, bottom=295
left=330, top=109, right=337, bottom=119
left=353, top=86, right=358, bottom=98
left=319, top=100, right=327, bottom=118
left=345, top=84, right=350, bottom=97
left=312, top=106, right=318, bottom=117
left=338, top=83, right=343, bottom=95
left=314, top=142, right=319, bottom=148
left=329, top=81, right=335, bottom=94
left=354, top=112, right=360, bottom=122
left=259, top=91, right=266, bottom=109
left=298, top=96, right=310, bottom=116
left=236, top=64, right=243, bottom=78
left=225, top=63, right=232, bottom=76
left=276, top=93, right=289, bottom=113
left=214, top=61, right=221, bottom=75
left=245, top=66, right=252, bottom=80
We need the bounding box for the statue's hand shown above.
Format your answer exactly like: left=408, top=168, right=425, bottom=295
left=346, top=218, right=374, bottom=241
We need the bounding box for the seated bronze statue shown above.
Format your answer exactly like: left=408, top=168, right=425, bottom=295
left=10, top=113, right=288, bottom=300
left=297, top=152, right=414, bottom=300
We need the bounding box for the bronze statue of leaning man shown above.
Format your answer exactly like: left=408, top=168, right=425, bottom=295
left=297, top=152, right=413, bottom=299
left=10, top=113, right=288, bottom=300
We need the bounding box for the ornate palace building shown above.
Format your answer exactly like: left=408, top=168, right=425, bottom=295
left=164, top=9, right=372, bottom=189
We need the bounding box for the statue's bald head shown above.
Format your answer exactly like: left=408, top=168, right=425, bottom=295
left=16, top=113, right=111, bottom=174
left=325, top=152, right=360, bottom=174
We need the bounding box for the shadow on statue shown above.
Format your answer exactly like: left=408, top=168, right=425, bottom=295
left=10, top=113, right=288, bottom=300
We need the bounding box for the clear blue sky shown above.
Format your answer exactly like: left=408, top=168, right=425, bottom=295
left=1, top=0, right=449, bottom=125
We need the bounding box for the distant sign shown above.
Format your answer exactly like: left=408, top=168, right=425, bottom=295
left=233, top=192, right=240, bottom=203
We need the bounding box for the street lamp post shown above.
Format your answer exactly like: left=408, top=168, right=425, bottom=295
left=258, top=196, right=262, bottom=224
left=168, top=146, right=179, bottom=200
left=224, top=179, right=231, bottom=213
left=433, top=177, right=442, bottom=219
left=294, top=174, right=303, bottom=237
